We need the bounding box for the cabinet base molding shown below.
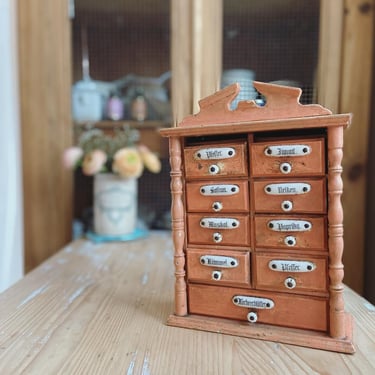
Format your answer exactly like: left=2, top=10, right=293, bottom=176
left=167, top=313, right=355, bottom=354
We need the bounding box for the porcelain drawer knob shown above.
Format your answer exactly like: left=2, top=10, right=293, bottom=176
left=284, top=277, right=297, bottom=289
left=209, top=164, right=220, bottom=175
left=212, top=201, right=223, bottom=212
left=281, top=200, right=293, bottom=212
left=280, top=162, right=292, bottom=174
left=211, top=270, right=222, bottom=281
left=284, top=236, right=297, bottom=247
left=213, top=232, right=223, bottom=243
left=247, top=312, right=258, bottom=323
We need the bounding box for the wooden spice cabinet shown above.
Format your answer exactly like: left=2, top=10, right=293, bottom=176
left=160, top=82, right=355, bottom=353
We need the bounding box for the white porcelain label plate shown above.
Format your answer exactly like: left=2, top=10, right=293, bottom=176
left=200, top=218, right=239, bottom=229
left=200, top=255, right=239, bottom=268
left=267, top=219, right=312, bottom=232
left=268, top=260, right=316, bottom=272
left=232, top=296, right=275, bottom=309
left=264, top=183, right=311, bottom=195
left=200, top=184, right=240, bottom=196
left=195, top=147, right=236, bottom=160
left=264, top=144, right=311, bottom=157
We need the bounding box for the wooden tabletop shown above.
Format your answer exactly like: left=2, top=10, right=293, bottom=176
left=1, top=231, right=374, bottom=374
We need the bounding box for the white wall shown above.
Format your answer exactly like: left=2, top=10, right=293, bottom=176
left=0, top=0, right=24, bottom=292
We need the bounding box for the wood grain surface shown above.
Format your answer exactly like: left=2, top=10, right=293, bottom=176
left=0, top=231, right=374, bottom=374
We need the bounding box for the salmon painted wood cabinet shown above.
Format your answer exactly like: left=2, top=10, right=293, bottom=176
left=160, top=82, right=355, bottom=353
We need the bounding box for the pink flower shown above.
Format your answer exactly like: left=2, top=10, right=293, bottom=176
left=112, top=147, right=144, bottom=178
left=138, top=145, right=161, bottom=174
left=82, top=149, right=107, bottom=176
left=62, top=147, right=83, bottom=169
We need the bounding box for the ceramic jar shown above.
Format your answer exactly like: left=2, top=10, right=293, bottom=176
left=93, top=173, right=137, bottom=235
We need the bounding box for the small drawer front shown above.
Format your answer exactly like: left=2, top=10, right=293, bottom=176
left=186, top=180, right=249, bottom=213
left=252, top=178, right=326, bottom=214
left=187, top=248, right=250, bottom=287
left=187, top=214, right=250, bottom=246
left=184, top=142, right=248, bottom=179
left=188, top=284, right=328, bottom=332
left=254, top=215, right=326, bottom=250
left=254, top=253, right=328, bottom=294
left=250, top=138, right=325, bottom=177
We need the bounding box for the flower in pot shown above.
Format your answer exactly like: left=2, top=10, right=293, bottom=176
left=63, top=125, right=161, bottom=236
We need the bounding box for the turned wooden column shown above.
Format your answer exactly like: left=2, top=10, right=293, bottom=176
left=169, top=137, right=187, bottom=316
left=327, top=126, right=346, bottom=339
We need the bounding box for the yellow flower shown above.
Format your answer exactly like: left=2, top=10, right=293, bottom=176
left=138, top=145, right=161, bottom=174
left=82, top=149, right=107, bottom=176
left=112, top=147, right=144, bottom=178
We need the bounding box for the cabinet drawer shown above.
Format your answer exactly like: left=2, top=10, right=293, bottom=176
left=252, top=178, right=326, bottom=214
left=250, top=138, right=325, bottom=177
left=254, top=215, right=326, bottom=250
left=188, top=284, right=328, bottom=332
left=186, top=180, right=249, bottom=213
left=187, top=214, right=250, bottom=246
left=184, top=142, right=248, bottom=179
left=254, top=253, right=328, bottom=294
left=187, top=248, right=250, bottom=287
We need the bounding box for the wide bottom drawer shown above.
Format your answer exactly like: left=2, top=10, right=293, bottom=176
left=188, top=284, right=328, bottom=332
